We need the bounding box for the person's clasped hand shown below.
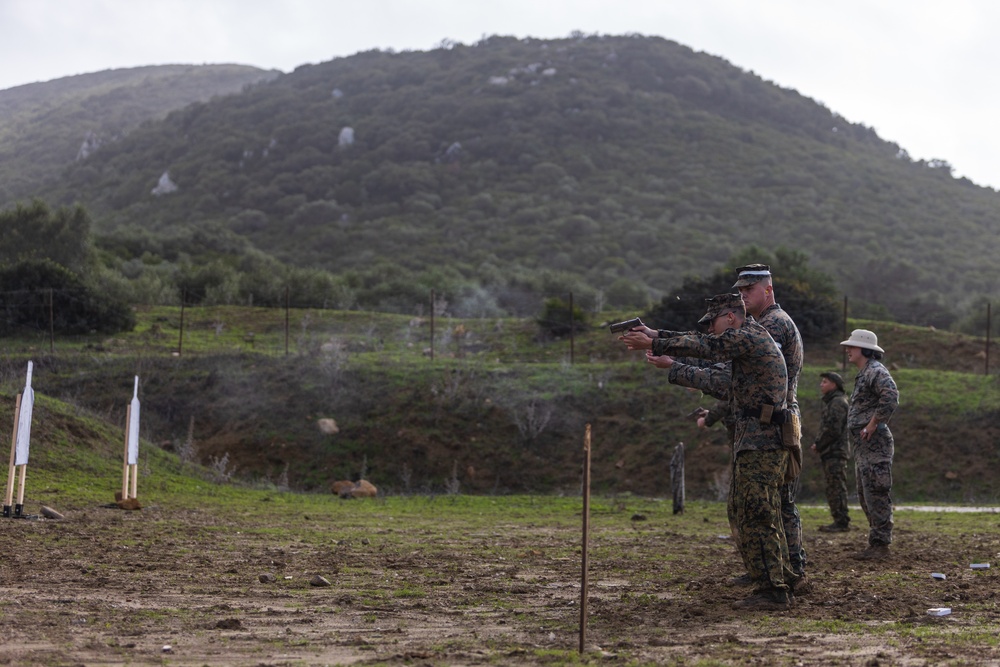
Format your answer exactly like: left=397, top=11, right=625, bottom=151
left=618, top=329, right=653, bottom=351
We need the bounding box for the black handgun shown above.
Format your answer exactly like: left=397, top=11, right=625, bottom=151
left=609, top=317, right=643, bottom=334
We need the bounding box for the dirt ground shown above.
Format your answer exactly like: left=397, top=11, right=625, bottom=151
left=1, top=500, right=999, bottom=666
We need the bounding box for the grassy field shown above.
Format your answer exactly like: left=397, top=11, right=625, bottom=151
left=0, top=369, right=998, bottom=665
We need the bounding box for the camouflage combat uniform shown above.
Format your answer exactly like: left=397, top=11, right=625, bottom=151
left=755, top=304, right=806, bottom=576
left=815, top=386, right=850, bottom=528
left=849, top=359, right=899, bottom=547
left=667, top=365, right=747, bottom=566
left=655, top=321, right=796, bottom=594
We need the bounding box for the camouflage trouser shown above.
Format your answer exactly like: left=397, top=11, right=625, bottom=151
left=729, top=460, right=805, bottom=577
left=780, top=480, right=805, bottom=576
left=727, top=460, right=750, bottom=573
left=821, top=456, right=851, bottom=527
left=852, top=426, right=894, bottom=546
left=733, top=449, right=796, bottom=591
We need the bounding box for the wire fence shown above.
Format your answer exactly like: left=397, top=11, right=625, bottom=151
left=0, top=288, right=994, bottom=375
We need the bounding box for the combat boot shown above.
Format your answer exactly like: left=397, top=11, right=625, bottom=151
left=727, top=573, right=754, bottom=586
left=818, top=523, right=850, bottom=533
left=731, top=588, right=792, bottom=611
left=789, top=574, right=812, bottom=596
left=851, top=544, right=890, bottom=560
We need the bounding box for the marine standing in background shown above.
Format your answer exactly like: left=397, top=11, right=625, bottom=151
left=620, top=294, right=798, bottom=610
left=733, top=264, right=806, bottom=578
left=841, top=329, right=899, bottom=560
left=811, top=371, right=851, bottom=532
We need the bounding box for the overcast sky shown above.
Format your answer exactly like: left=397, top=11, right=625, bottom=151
left=3, top=0, right=998, bottom=189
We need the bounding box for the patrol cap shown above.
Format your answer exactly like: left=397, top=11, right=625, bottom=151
left=698, top=293, right=746, bottom=325
left=819, top=371, right=845, bottom=392
left=840, top=328, right=884, bottom=353
left=732, top=263, right=771, bottom=288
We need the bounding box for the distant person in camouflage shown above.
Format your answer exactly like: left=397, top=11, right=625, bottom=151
left=811, top=371, right=851, bottom=532
left=619, top=294, right=798, bottom=611
left=841, top=329, right=899, bottom=560
left=733, top=264, right=807, bottom=579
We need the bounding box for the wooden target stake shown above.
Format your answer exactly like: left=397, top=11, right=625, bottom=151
left=7, top=362, right=36, bottom=518
left=121, top=376, right=141, bottom=501
left=121, top=403, right=132, bottom=500
left=579, top=423, right=592, bottom=654
left=3, top=394, right=23, bottom=517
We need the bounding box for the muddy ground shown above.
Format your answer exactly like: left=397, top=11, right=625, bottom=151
left=1, top=499, right=999, bottom=666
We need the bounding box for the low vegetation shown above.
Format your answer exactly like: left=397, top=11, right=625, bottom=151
left=2, top=305, right=996, bottom=504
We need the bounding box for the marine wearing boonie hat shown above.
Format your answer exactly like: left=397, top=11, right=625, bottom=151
left=732, top=263, right=771, bottom=288
left=840, top=329, right=885, bottom=353
left=819, top=371, right=845, bottom=392
left=697, top=293, right=746, bottom=324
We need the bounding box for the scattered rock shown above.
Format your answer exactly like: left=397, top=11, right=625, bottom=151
left=332, top=479, right=378, bottom=498
left=317, top=418, right=339, bottom=435
left=117, top=498, right=142, bottom=511
left=259, top=573, right=276, bottom=583
left=215, top=618, right=242, bottom=630
left=310, top=575, right=331, bottom=587
left=151, top=171, right=178, bottom=196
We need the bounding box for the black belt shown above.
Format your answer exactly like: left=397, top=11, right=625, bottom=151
left=741, top=405, right=790, bottom=425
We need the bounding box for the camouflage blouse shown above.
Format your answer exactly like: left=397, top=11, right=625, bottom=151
left=848, top=359, right=899, bottom=430
left=756, top=303, right=803, bottom=412
left=814, top=388, right=850, bottom=459
left=654, top=320, right=788, bottom=455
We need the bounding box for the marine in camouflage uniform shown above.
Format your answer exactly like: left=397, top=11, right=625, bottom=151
left=841, top=329, right=899, bottom=560
left=812, top=372, right=851, bottom=531
left=734, top=264, right=807, bottom=577
left=630, top=294, right=796, bottom=607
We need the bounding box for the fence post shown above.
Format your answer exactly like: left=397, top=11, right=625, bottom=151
left=48, top=288, right=54, bottom=353
left=986, top=302, right=992, bottom=375
left=842, top=295, right=849, bottom=372
left=285, top=285, right=290, bottom=357
left=670, top=442, right=685, bottom=515
left=569, top=291, right=575, bottom=365
left=177, top=291, right=185, bottom=356
left=430, top=290, right=435, bottom=361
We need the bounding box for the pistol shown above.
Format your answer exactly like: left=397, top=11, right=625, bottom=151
left=609, top=317, right=643, bottom=334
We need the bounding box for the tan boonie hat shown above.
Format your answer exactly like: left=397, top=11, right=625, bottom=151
left=698, top=293, right=746, bottom=325
left=840, top=329, right=884, bottom=353
left=732, top=263, right=771, bottom=288
left=820, top=371, right=845, bottom=392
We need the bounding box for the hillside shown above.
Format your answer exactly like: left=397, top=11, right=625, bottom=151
left=18, top=34, right=999, bottom=325
left=0, top=64, right=280, bottom=203
left=2, top=306, right=996, bottom=503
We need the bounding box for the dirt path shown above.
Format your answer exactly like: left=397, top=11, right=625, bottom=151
left=1, top=501, right=998, bottom=666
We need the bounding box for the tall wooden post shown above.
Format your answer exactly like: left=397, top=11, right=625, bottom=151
left=579, top=423, right=591, bottom=653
